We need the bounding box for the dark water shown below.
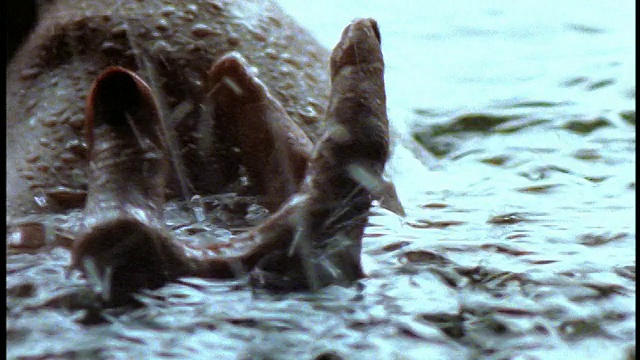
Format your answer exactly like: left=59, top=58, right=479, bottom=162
left=7, top=1, right=635, bottom=359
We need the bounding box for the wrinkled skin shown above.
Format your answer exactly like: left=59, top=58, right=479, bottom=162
left=7, top=0, right=400, bottom=305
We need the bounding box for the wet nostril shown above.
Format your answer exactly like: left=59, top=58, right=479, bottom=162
left=85, top=66, right=165, bottom=156
left=90, top=68, right=144, bottom=128
left=369, top=19, right=381, bottom=44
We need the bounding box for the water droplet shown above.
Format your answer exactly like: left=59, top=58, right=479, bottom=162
left=68, top=114, right=84, bottom=130
left=151, top=40, right=173, bottom=53
left=283, top=57, right=303, bottom=70
left=25, top=154, right=40, bottom=164
left=159, top=6, right=176, bottom=17
left=19, top=67, right=42, bottom=81
left=155, top=18, right=170, bottom=32
left=100, top=41, right=121, bottom=53
left=28, top=116, right=38, bottom=129
left=64, top=139, right=88, bottom=158
left=265, top=49, right=278, bottom=60
left=299, top=104, right=319, bottom=120
left=249, top=29, right=267, bottom=42
left=191, top=24, right=215, bottom=38
left=206, top=1, right=223, bottom=11
left=59, top=152, right=78, bottom=164
left=34, top=194, right=48, bottom=208
left=41, top=117, right=59, bottom=128
left=111, top=24, right=128, bottom=36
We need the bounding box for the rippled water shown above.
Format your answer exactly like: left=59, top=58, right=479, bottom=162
left=7, top=1, right=635, bottom=359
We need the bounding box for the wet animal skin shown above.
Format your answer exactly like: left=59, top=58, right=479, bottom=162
left=7, top=1, right=400, bottom=304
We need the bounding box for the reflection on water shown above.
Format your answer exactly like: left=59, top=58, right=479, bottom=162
left=7, top=1, right=635, bottom=359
